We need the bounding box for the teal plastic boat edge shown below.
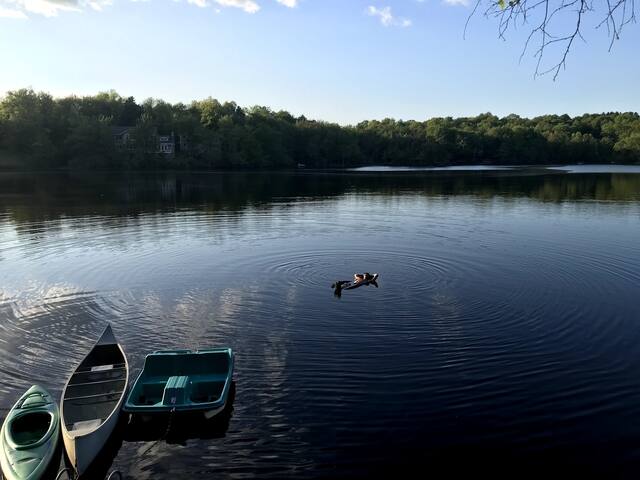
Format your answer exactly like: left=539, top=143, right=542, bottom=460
left=123, top=348, right=234, bottom=414
left=0, top=385, right=60, bottom=480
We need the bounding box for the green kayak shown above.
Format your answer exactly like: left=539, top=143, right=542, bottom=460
left=0, top=385, right=60, bottom=480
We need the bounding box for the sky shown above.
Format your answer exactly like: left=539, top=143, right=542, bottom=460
left=0, top=0, right=638, bottom=124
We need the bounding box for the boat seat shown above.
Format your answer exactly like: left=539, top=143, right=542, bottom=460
left=76, top=363, right=125, bottom=374
left=162, top=376, right=190, bottom=406
left=90, top=364, right=115, bottom=372
left=70, top=419, right=103, bottom=433
left=190, top=380, right=225, bottom=403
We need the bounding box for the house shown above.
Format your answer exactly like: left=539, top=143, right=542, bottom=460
left=111, top=126, right=135, bottom=151
left=158, top=134, right=175, bottom=155
left=111, top=126, right=177, bottom=155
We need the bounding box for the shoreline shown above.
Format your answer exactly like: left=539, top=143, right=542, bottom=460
left=1, top=163, right=640, bottom=175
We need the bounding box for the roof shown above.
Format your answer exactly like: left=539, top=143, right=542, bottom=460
left=111, top=126, right=132, bottom=136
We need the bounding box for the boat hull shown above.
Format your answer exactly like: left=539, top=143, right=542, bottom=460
left=60, top=325, right=128, bottom=477
left=61, top=398, right=122, bottom=476
left=0, top=385, right=60, bottom=480
left=124, top=348, right=234, bottom=416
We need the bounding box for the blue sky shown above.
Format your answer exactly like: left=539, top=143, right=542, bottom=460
left=0, top=0, right=638, bottom=124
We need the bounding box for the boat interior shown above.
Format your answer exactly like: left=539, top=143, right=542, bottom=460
left=10, top=412, right=52, bottom=446
left=63, top=344, right=126, bottom=432
left=128, top=350, right=231, bottom=408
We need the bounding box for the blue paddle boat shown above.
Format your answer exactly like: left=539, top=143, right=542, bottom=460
left=123, top=348, right=234, bottom=419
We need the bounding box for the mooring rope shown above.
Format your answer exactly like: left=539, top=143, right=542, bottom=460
left=137, top=407, right=176, bottom=459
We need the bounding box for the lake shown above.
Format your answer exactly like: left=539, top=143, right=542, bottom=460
left=1, top=166, right=640, bottom=478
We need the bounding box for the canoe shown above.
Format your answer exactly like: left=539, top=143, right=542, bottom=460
left=123, top=348, right=234, bottom=419
left=60, top=324, right=128, bottom=476
left=0, top=385, right=60, bottom=480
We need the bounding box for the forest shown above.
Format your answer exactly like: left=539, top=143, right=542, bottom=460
left=0, top=89, right=639, bottom=170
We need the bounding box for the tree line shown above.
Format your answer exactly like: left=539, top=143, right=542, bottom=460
left=0, top=89, right=638, bottom=170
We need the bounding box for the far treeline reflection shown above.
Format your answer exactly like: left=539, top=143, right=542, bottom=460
left=1, top=171, right=639, bottom=227
left=0, top=89, right=639, bottom=170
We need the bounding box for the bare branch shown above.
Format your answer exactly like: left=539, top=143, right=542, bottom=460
left=470, top=0, right=636, bottom=78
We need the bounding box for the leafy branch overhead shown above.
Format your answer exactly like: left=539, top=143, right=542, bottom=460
left=468, top=0, right=636, bottom=78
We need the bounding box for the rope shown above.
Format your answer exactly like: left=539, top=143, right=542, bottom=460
left=137, top=407, right=176, bottom=458
left=106, top=471, right=122, bottom=480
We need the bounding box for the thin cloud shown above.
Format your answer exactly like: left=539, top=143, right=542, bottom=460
left=443, top=0, right=470, bottom=6
left=21, top=0, right=80, bottom=16
left=214, top=0, right=259, bottom=13
left=87, top=0, right=111, bottom=10
left=0, top=0, right=298, bottom=18
left=367, top=5, right=412, bottom=27
left=0, top=4, right=27, bottom=17
left=0, top=0, right=111, bottom=17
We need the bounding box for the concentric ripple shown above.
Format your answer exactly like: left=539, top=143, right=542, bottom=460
left=1, top=170, right=640, bottom=477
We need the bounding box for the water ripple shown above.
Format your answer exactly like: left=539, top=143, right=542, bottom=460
left=1, top=171, right=640, bottom=477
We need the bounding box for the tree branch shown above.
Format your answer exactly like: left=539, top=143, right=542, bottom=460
left=467, top=0, right=636, bottom=78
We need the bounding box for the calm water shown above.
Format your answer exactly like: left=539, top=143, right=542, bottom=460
left=1, top=167, right=640, bottom=478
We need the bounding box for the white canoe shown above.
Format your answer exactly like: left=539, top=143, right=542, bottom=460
left=60, top=324, right=128, bottom=476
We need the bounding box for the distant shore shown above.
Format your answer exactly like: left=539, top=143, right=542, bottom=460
left=2, top=164, right=640, bottom=176
left=2, top=89, right=639, bottom=171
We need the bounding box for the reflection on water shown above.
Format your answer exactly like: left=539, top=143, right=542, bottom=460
left=550, top=165, right=640, bottom=174
left=1, top=168, right=640, bottom=478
